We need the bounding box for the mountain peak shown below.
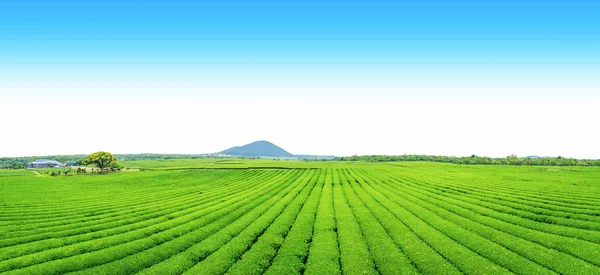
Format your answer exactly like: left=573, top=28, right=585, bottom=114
left=219, top=140, right=294, bottom=158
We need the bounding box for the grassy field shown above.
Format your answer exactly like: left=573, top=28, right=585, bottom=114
left=1, top=160, right=600, bottom=274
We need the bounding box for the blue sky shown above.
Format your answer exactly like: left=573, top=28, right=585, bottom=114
left=2, top=0, right=598, bottom=79
left=1, top=1, right=599, bottom=157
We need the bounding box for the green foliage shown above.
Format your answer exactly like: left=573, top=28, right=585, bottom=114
left=304, top=169, right=341, bottom=275
left=0, top=155, right=86, bottom=169
left=3, top=152, right=598, bottom=170
left=0, top=154, right=216, bottom=170
left=1, top=162, right=599, bottom=274
left=338, top=154, right=600, bottom=166
left=82, top=151, right=117, bottom=172
left=266, top=170, right=326, bottom=275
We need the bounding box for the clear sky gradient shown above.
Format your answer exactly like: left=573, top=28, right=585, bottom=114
left=1, top=1, right=599, bottom=158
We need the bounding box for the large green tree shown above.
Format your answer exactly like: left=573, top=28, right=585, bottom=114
left=83, top=151, right=117, bottom=172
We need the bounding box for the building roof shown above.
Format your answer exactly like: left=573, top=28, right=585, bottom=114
left=30, top=159, right=65, bottom=165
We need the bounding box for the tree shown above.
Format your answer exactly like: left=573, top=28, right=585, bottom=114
left=83, top=151, right=117, bottom=172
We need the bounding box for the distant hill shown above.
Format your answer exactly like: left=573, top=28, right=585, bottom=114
left=524, top=155, right=540, bottom=159
left=524, top=156, right=554, bottom=159
left=218, top=140, right=335, bottom=159
left=219, top=140, right=294, bottom=158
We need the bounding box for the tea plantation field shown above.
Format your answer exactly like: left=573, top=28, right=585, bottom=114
left=1, top=161, right=600, bottom=274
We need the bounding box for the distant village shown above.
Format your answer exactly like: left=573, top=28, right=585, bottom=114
left=27, top=159, right=77, bottom=169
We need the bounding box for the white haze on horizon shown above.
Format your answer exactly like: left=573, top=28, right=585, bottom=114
left=1, top=79, right=599, bottom=159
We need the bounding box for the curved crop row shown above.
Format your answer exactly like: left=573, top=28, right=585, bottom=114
left=2, top=163, right=598, bottom=275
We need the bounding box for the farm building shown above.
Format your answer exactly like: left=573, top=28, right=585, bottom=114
left=27, top=159, right=65, bottom=168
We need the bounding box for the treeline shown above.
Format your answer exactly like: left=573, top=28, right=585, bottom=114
left=0, top=155, right=86, bottom=169
left=337, top=154, right=600, bottom=166
left=0, top=154, right=215, bottom=169
left=114, top=154, right=213, bottom=161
